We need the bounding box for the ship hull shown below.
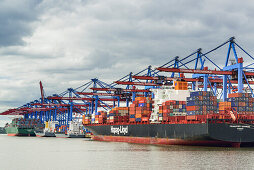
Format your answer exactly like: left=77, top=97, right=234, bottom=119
left=68, top=133, right=86, bottom=138
left=55, top=132, right=68, bottom=138
left=85, top=122, right=254, bottom=147
left=5, top=127, right=36, bottom=136
left=35, top=131, right=56, bottom=137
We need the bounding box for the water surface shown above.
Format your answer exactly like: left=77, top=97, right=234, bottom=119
left=0, top=134, right=254, bottom=170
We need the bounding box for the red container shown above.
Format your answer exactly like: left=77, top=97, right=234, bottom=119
left=186, top=106, right=197, bottom=111
left=141, top=117, right=149, bottom=122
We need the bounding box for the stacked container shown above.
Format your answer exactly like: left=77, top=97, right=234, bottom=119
left=129, top=97, right=152, bottom=122
left=94, top=111, right=107, bottom=124
left=186, top=91, right=218, bottom=115
left=98, top=111, right=107, bottom=124
left=107, top=107, right=129, bottom=123
left=82, top=115, right=91, bottom=125
left=227, top=93, right=253, bottom=114
left=159, top=100, right=187, bottom=121
left=218, top=102, right=231, bottom=114
left=12, top=118, right=43, bottom=128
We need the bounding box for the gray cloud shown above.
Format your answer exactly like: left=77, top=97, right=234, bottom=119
left=1, top=0, right=254, bottom=112
left=0, top=0, right=43, bottom=47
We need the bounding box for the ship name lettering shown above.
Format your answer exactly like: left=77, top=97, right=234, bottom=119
left=229, top=125, right=250, bottom=128
left=111, top=126, right=128, bottom=135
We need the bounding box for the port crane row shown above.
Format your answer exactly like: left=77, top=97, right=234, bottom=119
left=2, top=37, right=254, bottom=132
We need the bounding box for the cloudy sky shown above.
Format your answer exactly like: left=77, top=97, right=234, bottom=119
left=1, top=0, right=254, bottom=115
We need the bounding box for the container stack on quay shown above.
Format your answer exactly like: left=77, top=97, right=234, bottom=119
left=129, top=97, right=153, bottom=122
left=186, top=91, right=218, bottom=116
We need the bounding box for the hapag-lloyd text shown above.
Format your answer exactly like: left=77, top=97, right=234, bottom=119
left=111, top=126, right=128, bottom=135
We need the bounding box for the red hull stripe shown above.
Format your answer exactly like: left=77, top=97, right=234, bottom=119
left=7, top=134, right=17, bottom=136
left=92, top=135, right=238, bottom=147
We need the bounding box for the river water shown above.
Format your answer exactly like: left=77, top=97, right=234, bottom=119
left=0, top=134, right=254, bottom=170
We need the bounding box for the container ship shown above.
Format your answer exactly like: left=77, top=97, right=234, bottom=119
left=83, top=81, right=254, bottom=147
left=5, top=118, right=43, bottom=136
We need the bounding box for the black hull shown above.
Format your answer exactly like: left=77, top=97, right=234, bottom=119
left=85, top=122, right=254, bottom=147
left=68, top=134, right=86, bottom=138
left=35, top=131, right=56, bottom=137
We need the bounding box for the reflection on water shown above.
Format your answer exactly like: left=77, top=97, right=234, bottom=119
left=0, top=135, right=254, bottom=170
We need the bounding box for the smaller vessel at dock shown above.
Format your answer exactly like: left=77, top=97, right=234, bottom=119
left=35, top=121, right=57, bottom=137
left=67, top=121, right=85, bottom=138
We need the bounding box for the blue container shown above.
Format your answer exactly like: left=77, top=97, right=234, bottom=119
left=109, top=113, right=115, bottom=116
left=130, top=114, right=135, bottom=118
left=138, top=103, right=145, bottom=107
left=136, top=118, right=142, bottom=122
left=190, top=91, right=199, bottom=97
left=187, top=111, right=195, bottom=115
left=187, top=101, right=194, bottom=106
left=231, top=101, right=236, bottom=107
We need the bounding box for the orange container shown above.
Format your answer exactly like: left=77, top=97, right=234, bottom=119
left=228, top=93, right=242, bottom=98
left=186, top=115, right=197, bottom=120
left=174, top=81, right=188, bottom=90
left=186, top=106, right=197, bottom=111
left=135, top=113, right=142, bottom=118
